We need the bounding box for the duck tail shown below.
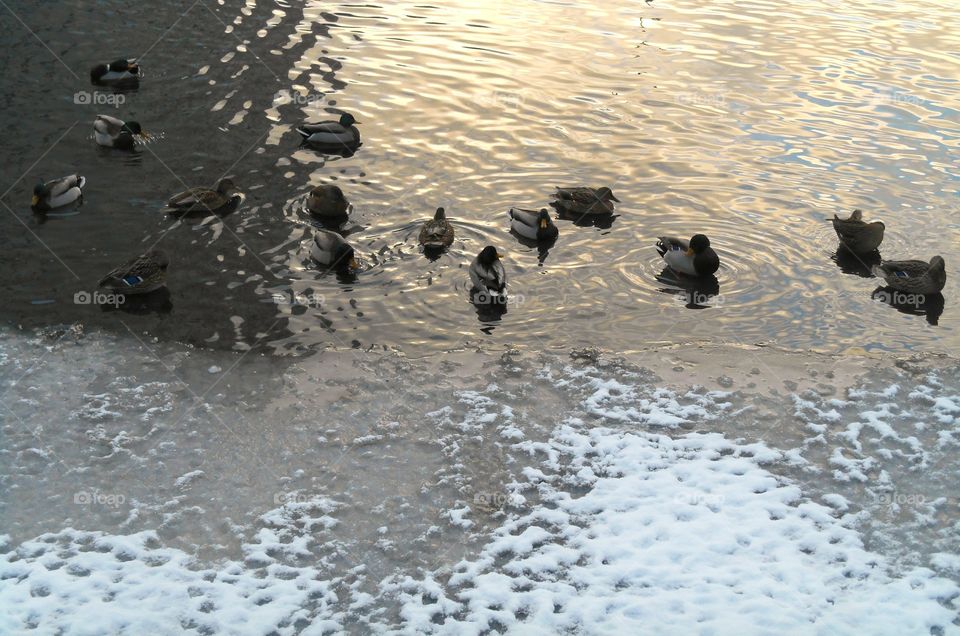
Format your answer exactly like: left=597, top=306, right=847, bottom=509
left=76, top=176, right=87, bottom=190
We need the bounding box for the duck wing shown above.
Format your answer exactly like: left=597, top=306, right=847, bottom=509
left=655, top=236, right=689, bottom=257
left=95, top=114, right=125, bottom=136
left=296, top=121, right=346, bottom=137
left=99, top=252, right=167, bottom=292
left=167, top=187, right=226, bottom=211
left=419, top=219, right=454, bottom=246
left=47, top=175, right=86, bottom=198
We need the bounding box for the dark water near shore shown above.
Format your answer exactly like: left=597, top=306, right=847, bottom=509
left=0, top=0, right=958, bottom=356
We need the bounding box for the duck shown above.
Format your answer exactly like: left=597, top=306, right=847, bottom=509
left=90, top=58, right=141, bottom=85
left=552, top=186, right=619, bottom=216
left=508, top=207, right=559, bottom=242
left=872, top=256, right=946, bottom=295
left=98, top=249, right=169, bottom=295
left=418, top=207, right=455, bottom=249
left=31, top=175, right=86, bottom=212
left=94, top=114, right=148, bottom=150
left=310, top=229, right=358, bottom=271
left=165, top=178, right=239, bottom=216
left=656, top=234, right=720, bottom=277
left=832, top=209, right=885, bottom=253
left=469, top=246, right=507, bottom=300
left=296, top=113, right=361, bottom=150
left=307, top=184, right=350, bottom=217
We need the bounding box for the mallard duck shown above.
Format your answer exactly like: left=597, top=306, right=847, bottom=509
left=310, top=229, right=358, bottom=271
left=832, top=209, right=885, bottom=253
left=98, top=249, right=169, bottom=295
left=872, top=256, right=946, bottom=294
left=90, top=58, right=141, bottom=85
left=307, top=184, right=350, bottom=217
left=31, top=175, right=86, bottom=212
left=419, top=207, right=455, bottom=249
left=656, top=234, right=720, bottom=277
left=296, top=113, right=361, bottom=150
left=165, top=178, right=239, bottom=216
left=470, top=246, right=507, bottom=299
left=94, top=114, right=148, bottom=150
left=552, top=186, right=619, bottom=216
left=509, top=208, right=559, bottom=242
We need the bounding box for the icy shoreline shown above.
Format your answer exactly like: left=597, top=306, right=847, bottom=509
left=1, top=327, right=959, bottom=633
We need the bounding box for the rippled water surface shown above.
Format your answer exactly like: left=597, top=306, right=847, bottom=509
left=1, top=0, right=958, bottom=355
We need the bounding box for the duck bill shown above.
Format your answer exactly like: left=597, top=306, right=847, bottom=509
left=496, top=252, right=505, bottom=259
left=349, top=258, right=359, bottom=270
left=684, top=248, right=694, bottom=256
left=31, top=195, right=39, bottom=206
left=608, top=194, right=620, bottom=202
left=539, top=220, right=548, bottom=229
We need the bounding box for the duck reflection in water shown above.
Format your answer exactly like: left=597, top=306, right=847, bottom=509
left=656, top=268, right=721, bottom=309
left=831, top=247, right=881, bottom=278
left=100, top=287, right=173, bottom=316
left=871, top=287, right=945, bottom=326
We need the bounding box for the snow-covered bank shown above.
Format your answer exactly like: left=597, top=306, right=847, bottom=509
left=1, top=328, right=958, bottom=633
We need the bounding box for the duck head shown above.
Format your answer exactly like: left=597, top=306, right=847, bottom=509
left=145, top=249, right=170, bottom=270
left=31, top=181, right=48, bottom=207
left=686, top=234, right=711, bottom=256
left=334, top=244, right=359, bottom=271
left=122, top=121, right=147, bottom=137
left=537, top=208, right=551, bottom=229
left=597, top=187, right=620, bottom=202
left=434, top=207, right=446, bottom=221
left=339, top=113, right=360, bottom=127
left=478, top=245, right=503, bottom=266
left=216, top=178, right=237, bottom=195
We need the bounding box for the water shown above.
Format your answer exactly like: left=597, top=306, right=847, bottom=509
left=0, top=0, right=957, bottom=356
left=2, top=0, right=960, bottom=632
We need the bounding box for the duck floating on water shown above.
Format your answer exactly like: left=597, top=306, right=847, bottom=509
left=419, top=207, right=455, bottom=250
left=552, top=186, right=619, bottom=216
left=310, top=229, right=358, bottom=271
left=90, top=58, right=141, bottom=85
left=656, top=234, right=720, bottom=278
left=98, top=249, right=169, bottom=295
left=31, top=175, right=86, bottom=212
left=872, top=256, right=946, bottom=295
left=165, top=178, right=239, bottom=216
left=296, top=113, right=361, bottom=151
left=307, top=184, right=350, bottom=218
left=470, top=245, right=507, bottom=303
left=832, top=209, right=885, bottom=253
left=508, top=207, right=559, bottom=243
left=94, top=114, right=148, bottom=150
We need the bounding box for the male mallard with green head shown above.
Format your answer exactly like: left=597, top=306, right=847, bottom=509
left=311, top=229, right=359, bottom=272
left=94, top=114, right=148, bottom=150
left=508, top=207, right=559, bottom=242
left=296, top=113, right=361, bottom=151
left=31, top=175, right=86, bottom=212
left=656, top=234, right=720, bottom=277
left=90, top=58, right=141, bottom=85
left=470, top=246, right=507, bottom=301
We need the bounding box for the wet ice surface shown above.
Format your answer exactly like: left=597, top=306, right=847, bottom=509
left=1, top=327, right=959, bottom=633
